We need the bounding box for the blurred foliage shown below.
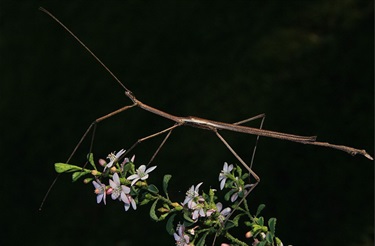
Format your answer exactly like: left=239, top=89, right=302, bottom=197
left=1, top=0, right=373, bottom=245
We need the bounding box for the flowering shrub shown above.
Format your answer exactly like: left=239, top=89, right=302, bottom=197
left=55, top=149, right=284, bottom=246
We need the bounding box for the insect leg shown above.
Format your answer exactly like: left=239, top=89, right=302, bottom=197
left=233, top=113, right=266, bottom=125
left=39, top=103, right=137, bottom=210
left=212, top=130, right=261, bottom=245
left=146, top=125, right=175, bottom=166
left=124, top=123, right=182, bottom=163
left=233, top=113, right=266, bottom=170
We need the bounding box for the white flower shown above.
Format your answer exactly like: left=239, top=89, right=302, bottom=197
left=173, top=224, right=190, bottom=246
left=219, top=162, right=233, bottom=190
left=105, top=149, right=126, bottom=170
left=123, top=193, right=137, bottom=211
left=127, top=165, right=157, bottom=186
left=182, top=182, right=203, bottom=209
left=216, top=202, right=231, bottom=222
left=230, top=178, right=253, bottom=202
left=109, top=173, right=136, bottom=211
left=109, top=173, right=130, bottom=202
left=191, top=203, right=206, bottom=220
left=206, top=202, right=231, bottom=222
left=92, top=179, right=106, bottom=205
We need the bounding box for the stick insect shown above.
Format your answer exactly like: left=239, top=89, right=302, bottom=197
left=38, top=6, right=373, bottom=222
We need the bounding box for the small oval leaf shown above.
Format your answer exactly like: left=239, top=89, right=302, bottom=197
left=256, top=204, right=266, bottom=217
left=149, top=199, right=159, bottom=221
left=166, top=213, right=176, bottom=235
left=196, top=232, right=209, bottom=246
left=163, top=174, right=172, bottom=198
left=72, top=170, right=90, bottom=182
left=55, top=163, right=82, bottom=173
left=268, top=217, right=276, bottom=236
left=147, top=184, right=159, bottom=194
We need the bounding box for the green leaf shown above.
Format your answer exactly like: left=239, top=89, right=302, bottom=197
left=163, top=174, right=172, bottom=199
left=166, top=213, right=176, bottom=235
left=236, top=165, right=243, bottom=177
left=147, top=184, right=159, bottom=194
left=241, top=172, right=249, bottom=180
left=55, top=163, right=82, bottom=173
left=256, top=204, right=266, bottom=217
left=87, top=153, right=96, bottom=170
left=122, top=162, right=132, bottom=175
left=244, top=221, right=252, bottom=227
left=224, top=189, right=235, bottom=201
left=275, top=237, right=283, bottom=246
left=183, top=211, right=195, bottom=223
left=196, top=232, right=209, bottom=246
left=266, top=231, right=274, bottom=243
left=224, top=220, right=236, bottom=230
left=258, top=241, right=267, bottom=246
left=72, top=170, right=91, bottom=182
left=231, top=213, right=244, bottom=227
left=268, top=218, right=276, bottom=236
left=252, top=224, right=267, bottom=233
left=149, top=199, right=159, bottom=221
left=258, top=217, right=264, bottom=226
left=139, top=198, right=151, bottom=206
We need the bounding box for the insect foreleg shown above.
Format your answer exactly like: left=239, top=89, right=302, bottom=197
left=215, top=131, right=260, bottom=182
left=39, top=103, right=137, bottom=210
left=124, top=123, right=183, bottom=162
left=146, top=126, right=175, bottom=166
left=233, top=113, right=266, bottom=126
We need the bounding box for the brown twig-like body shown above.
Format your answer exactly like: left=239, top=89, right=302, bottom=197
left=38, top=7, right=373, bottom=215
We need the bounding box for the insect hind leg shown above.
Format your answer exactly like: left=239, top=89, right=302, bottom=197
left=234, top=113, right=266, bottom=171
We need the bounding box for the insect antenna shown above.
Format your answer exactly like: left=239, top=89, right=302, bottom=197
left=38, top=7, right=133, bottom=98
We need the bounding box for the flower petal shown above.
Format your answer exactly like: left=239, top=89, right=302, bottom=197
left=216, top=202, right=223, bottom=212
left=195, top=182, right=203, bottom=192
left=138, top=165, right=146, bottom=173
left=124, top=202, right=130, bottom=211
left=113, top=173, right=120, bottom=184
left=109, top=179, right=116, bottom=189
left=220, top=178, right=226, bottom=190
left=223, top=162, right=228, bottom=170
left=122, top=185, right=130, bottom=194
left=145, top=165, right=157, bottom=174
left=127, top=174, right=138, bottom=180
left=131, top=178, right=139, bottom=186
left=231, top=193, right=238, bottom=202
left=228, top=164, right=233, bottom=172
left=173, top=233, right=181, bottom=241
left=96, top=194, right=103, bottom=204
left=131, top=198, right=137, bottom=210
left=140, top=174, right=149, bottom=180
left=92, top=181, right=101, bottom=189
left=221, top=207, right=231, bottom=216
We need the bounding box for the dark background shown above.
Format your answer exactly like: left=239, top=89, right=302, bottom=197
left=1, top=1, right=373, bottom=245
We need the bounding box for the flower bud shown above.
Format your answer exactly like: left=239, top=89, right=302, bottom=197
left=157, top=207, right=169, bottom=213
left=110, top=166, right=117, bottom=173
left=245, top=231, right=253, bottom=238
left=91, top=170, right=99, bottom=176
left=98, top=158, right=107, bottom=166
left=83, top=178, right=92, bottom=184
left=106, top=188, right=113, bottom=195
left=208, top=220, right=216, bottom=226
left=171, top=202, right=183, bottom=211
